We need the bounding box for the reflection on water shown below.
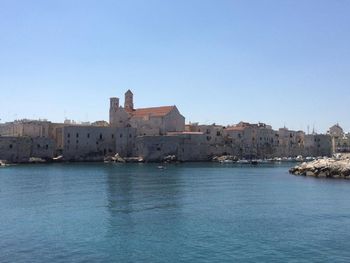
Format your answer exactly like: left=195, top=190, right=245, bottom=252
left=1, top=163, right=350, bottom=262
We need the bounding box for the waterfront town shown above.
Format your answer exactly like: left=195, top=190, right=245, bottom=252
left=0, top=90, right=349, bottom=163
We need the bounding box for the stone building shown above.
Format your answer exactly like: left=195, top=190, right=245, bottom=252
left=0, top=120, right=50, bottom=138
left=0, top=89, right=340, bottom=162
left=60, top=126, right=136, bottom=161
left=61, top=125, right=117, bottom=160
left=328, top=124, right=350, bottom=153
left=304, top=134, right=332, bottom=157
left=134, top=133, right=211, bottom=162
left=0, top=136, right=55, bottom=163
left=328, top=124, right=344, bottom=137
left=109, top=90, right=185, bottom=136
left=275, top=128, right=304, bottom=157
left=185, top=123, right=225, bottom=145
left=224, top=122, right=276, bottom=159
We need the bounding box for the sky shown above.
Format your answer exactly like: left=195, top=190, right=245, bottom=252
left=0, top=0, right=349, bottom=133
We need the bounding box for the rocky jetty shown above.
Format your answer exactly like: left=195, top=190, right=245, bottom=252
left=289, top=157, right=350, bottom=179
left=104, top=153, right=126, bottom=163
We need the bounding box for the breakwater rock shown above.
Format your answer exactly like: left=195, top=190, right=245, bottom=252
left=0, top=160, right=7, bottom=167
left=289, top=158, right=350, bottom=179
left=212, top=155, right=238, bottom=163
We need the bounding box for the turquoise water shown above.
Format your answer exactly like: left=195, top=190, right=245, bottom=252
left=1, top=163, right=350, bottom=262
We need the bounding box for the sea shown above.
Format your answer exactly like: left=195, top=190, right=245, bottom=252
left=1, top=162, right=350, bottom=263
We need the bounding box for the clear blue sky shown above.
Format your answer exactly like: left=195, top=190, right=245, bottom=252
left=1, top=0, right=349, bottom=133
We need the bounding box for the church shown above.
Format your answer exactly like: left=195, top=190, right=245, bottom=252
left=109, top=90, right=185, bottom=136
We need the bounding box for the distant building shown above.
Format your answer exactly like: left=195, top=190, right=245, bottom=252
left=328, top=124, right=344, bottom=137
left=109, top=90, right=185, bottom=135
left=0, top=89, right=343, bottom=162
left=328, top=124, right=350, bottom=153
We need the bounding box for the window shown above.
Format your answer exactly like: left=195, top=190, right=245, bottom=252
left=76, top=133, right=79, bottom=138
left=76, top=140, right=79, bottom=144
left=9, top=144, right=13, bottom=149
left=37, top=144, right=40, bottom=149
left=87, top=133, right=90, bottom=138
left=100, top=134, right=103, bottom=140
left=67, top=133, right=70, bottom=138
left=46, top=145, right=49, bottom=150
left=129, top=134, right=132, bottom=138
left=112, top=134, right=114, bottom=139
left=120, top=134, right=123, bottom=138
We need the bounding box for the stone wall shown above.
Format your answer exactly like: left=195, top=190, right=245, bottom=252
left=0, top=137, right=55, bottom=163
left=62, top=126, right=116, bottom=160
left=62, top=126, right=136, bottom=160
left=115, top=127, right=137, bottom=157
left=304, top=134, right=332, bottom=157
left=134, top=133, right=222, bottom=162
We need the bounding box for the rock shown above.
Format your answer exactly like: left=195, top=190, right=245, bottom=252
left=213, top=155, right=238, bottom=163
left=114, top=153, right=126, bottom=163
left=306, top=171, right=316, bottom=177
left=163, top=155, right=177, bottom=163
left=29, top=157, right=46, bottom=163
left=289, top=158, right=350, bottom=179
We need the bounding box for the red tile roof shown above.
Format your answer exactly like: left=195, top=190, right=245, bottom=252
left=130, top=106, right=175, bottom=118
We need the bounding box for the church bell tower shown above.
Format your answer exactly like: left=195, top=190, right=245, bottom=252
left=124, top=89, right=134, bottom=112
